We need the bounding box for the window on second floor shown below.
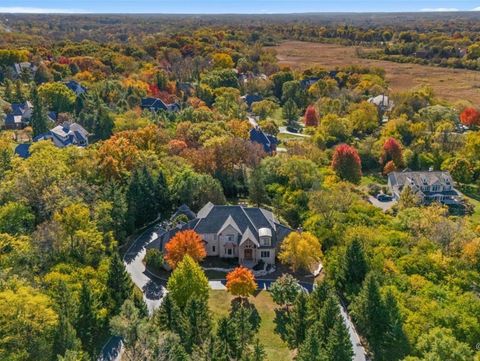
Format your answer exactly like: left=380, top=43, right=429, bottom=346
left=260, top=237, right=271, bottom=247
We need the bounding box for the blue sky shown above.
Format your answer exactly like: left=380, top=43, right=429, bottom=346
left=1, top=1, right=480, bottom=14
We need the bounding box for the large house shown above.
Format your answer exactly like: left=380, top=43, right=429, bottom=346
left=249, top=126, right=278, bottom=154
left=34, top=122, right=89, bottom=148
left=64, top=80, right=87, bottom=96
left=388, top=170, right=462, bottom=206
left=141, top=97, right=180, bottom=112
left=368, top=94, right=394, bottom=113
left=153, top=203, right=293, bottom=267
left=12, top=62, right=37, bottom=79
left=3, top=101, right=33, bottom=129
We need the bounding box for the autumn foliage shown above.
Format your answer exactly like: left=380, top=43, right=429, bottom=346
left=332, top=144, right=362, bottom=184
left=460, top=107, right=480, bottom=127
left=226, top=266, right=257, bottom=298
left=382, top=137, right=403, bottom=167
left=304, top=105, right=319, bottom=127
left=165, top=229, right=206, bottom=269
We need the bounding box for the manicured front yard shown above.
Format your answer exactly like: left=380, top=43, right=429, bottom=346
left=208, top=290, right=294, bottom=361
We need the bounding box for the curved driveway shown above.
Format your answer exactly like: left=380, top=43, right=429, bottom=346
left=105, top=225, right=367, bottom=361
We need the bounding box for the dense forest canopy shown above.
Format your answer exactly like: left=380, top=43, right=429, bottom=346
left=0, top=13, right=480, bottom=361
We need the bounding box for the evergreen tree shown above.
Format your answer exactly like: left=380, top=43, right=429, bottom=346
left=341, top=238, right=368, bottom=296
left=30, top=84, right=49, bottom=137
left=350, top=273, right=388, bottom=359
left=107, top=252, right=134, bottom=315
left=282, top=98, right=298, bottom=127
left=155, top=294, right=186, bottom=337
left=325, top=317, right=354, bottom=361
left=155, top=332, right=190, bottom=361
left=296, top=321, right=326, bottom=361
left=127, top=166, right=158, bottom=232
left=317, top=292, right=341, bottom=345
left=102, top=182, right=128, bottom=243
left=4, top=78, right=13, bottom=102
left=381, top=290, right=409, bottom=360
left=156, top=169, right=172, bottom=219
left=53, top=310, right=81, bottom=358
left=14, top=79, right=25, bottom=102
left=183, top=298, right=212, bottom=352
left=53, top=282, right=81, bottom=358
left=34, top=63, right=53, bottom=84
left=75, top=283, right=98, bottom=357
left=230, top=304, right=255, bottom=358
left=248, top=167, right=270, bottom=207
left=216, top=316, right=238, bottom=359
left=287, top=291, right=309, bottom=348
left=250, top=339, right=266, bottom=361
left=308, top=280, right=332, bottom=323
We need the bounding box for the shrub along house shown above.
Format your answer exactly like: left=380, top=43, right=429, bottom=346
left=153, top=202, right=292, bottom=267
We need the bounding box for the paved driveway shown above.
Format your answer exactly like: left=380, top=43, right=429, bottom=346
left=368, top=196, right=396, bottom=212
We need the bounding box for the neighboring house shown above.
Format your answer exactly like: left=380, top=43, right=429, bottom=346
left=249, top=126, right=278, bottom=154
left=12, top=62, right=37, bottom=79
left=388, top=170, right=463, bottom=206
left=300, top=77, right=320, bottom=90
left=141, top=97, right=180, bottom=112
left=14, top=143, right=31, bottom=159
left=3, top=101, right=33, bottom=129
left=34, top=122, right=89, bottom=148
left=153, top=202, right=293, bottom=267
left=368, top=94, right=394, bottom=113
left=241, top=94, right=263, bottom=110
left=64, top=80, right=86, bottom=96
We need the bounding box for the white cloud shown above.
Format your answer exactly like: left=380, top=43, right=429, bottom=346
left=472, top=7, right=480, bottom=11
left=420, top=8, right=459, bottom=12
left=0, top=7, right=85, bottom=13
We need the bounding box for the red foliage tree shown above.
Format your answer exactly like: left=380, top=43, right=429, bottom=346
left=165, top=230, right=207, bottom=269
left=383, top=160, right=396, bottom=175
left=331, top=144, right=362, bottom=184
left=304, top=105, right=319, bottom=127
left=460, top=107, right=480, bottom=127
left=382, top=137, right=403, bottom=167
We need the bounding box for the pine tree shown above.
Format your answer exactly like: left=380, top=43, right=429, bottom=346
left=317, top=291, right=341, bottom=345
left=250, top=339, right=266, bottom=361
left=14, top=79, right=25, bottom=103
left=183, top=298, right=212, bottom=352
left=155, top=293, right=186, bottom=337
left=230, top=304, right=255, bottom=358
left=308, top=280, right=332, bottom=323
left=325, top=317, right=354, bottom=361
left=282, top=98, right=298, bottom=127
left=156, top=169, right=172, bottom=219
left=53, top=310, right=82, bottom=358
left=248, top=167, right=269, bottom=207
left=296, top=321, right=326, bottom=361
left=350, top=273, right=388, bottom=359
left=30, top=84, right=49, bottom=137
left=127, top=166, right=158, bottom=232
left=287, top=291, right=309, bottom=348
left=381, top=290, right=409, bottom=360
left=341, top=238, right=368, bottom=296
left=4, top=79, right=13, bottom=102
left=107, top=252, right=134, bottom=315
left=216, top=316, right=238, bottom=359
left=75, top=282, right=98, bottom=357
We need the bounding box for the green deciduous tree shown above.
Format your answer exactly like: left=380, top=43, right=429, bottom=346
left=167, top=255, right=209, bottom=309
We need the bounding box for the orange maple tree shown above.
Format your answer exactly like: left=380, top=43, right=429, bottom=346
left=165, top=230, right=206, bottom=269
left=226, top=266, right=257, bottom=298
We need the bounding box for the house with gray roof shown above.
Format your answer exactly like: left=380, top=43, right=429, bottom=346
left=34, top=122, right=89, bottom=148
left=153, top=202, right=293, bottom=267
left=368, top=94, right=394, bottom=113
left=141, top=97, right=180, bottom=112
left=388, top=170, right=462, bottom=206
left=3, top=101, right=33, bottom=129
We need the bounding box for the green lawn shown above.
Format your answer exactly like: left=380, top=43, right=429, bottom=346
left=208, top=290, right=294, bottom=361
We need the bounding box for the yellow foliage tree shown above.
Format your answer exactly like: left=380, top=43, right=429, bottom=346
left=278, top=231, right=323, bottom=272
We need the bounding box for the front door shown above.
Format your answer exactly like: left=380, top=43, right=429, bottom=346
left=244, top=248, right=253, bottom=260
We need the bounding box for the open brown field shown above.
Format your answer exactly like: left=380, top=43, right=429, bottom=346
left=273, top=41, right=480, bottom=104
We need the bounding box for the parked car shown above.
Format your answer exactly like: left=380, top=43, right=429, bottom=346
left=376, top=193, right=393, bottom=202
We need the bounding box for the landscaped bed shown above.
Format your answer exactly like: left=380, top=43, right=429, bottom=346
left=208, top=289, right=294, bottom=361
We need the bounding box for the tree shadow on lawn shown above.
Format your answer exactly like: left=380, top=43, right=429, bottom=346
left=230, top=298, right=261, bottom=332
left=273, top=308, right=290, bottom=343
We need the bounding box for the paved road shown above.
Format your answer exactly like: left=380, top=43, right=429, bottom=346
left=368, top=195, right=396, bottom=212
left=124, top=227, right=167, bottom=315
left=278, top=126, right=311, bottom=138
